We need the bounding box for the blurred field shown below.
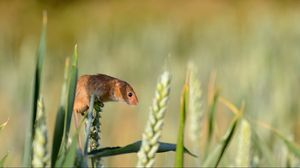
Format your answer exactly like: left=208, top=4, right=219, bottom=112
left=0, top=0, right=300, bottom=167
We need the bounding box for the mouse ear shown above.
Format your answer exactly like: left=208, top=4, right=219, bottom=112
left=115, top=80, right=126, bottom=88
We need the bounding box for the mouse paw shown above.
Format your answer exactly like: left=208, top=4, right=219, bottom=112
left=94, top=101, right=104, bottom=111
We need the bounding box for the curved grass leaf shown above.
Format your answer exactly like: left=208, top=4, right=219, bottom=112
left=51, top=107, right=65, bottom=167
left=203, top=115, right=240, bottom=167
left=65, top=44, right=78, bottom=146
left=175, top=76, right=189, bottom=167
left=23, top=11, right=47, bottom=167
left=89, top=141, right=196, bottom=158
left=219, top=97, right=241, bottom=115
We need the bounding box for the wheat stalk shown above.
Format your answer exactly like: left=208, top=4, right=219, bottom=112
left=32, top=97, right=49, bottom=167
left=89, top=102, right=103, bottom=168
left=137, top=71, right=171, bottom=167
left=85, top=94, right=103, bottom=168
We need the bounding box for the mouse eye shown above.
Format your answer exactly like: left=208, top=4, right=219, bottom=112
left=128, top=92, right=133, bottom=97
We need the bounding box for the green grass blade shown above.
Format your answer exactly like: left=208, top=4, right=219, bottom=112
left=65, top=44, right=78, bottom=146
left=89, top=141, right=196, bottom=158
left=0, top=153, right=8, bottom=167
left=59, top=112, right=86, bottom=167
left=51, top=58, right=70, bottom=167
left=51, top=106, right=65, bottom=167
left=175, top=78, right=189, bottom=167
left=60, top=58, right=70, bottom=106
left=32, top=12, right=47, bottom=134
left=203, top=115, right=240, bottom=167
left=214, top=116, right=239, bottom=167
left=23, top=11, right=47, bottom=167
left=57, top=113, right=86, bottom=167
left=32, top=11, right=47, bottom=138
left=207, top=91, right=219, bottom=143
left=204, top=90, right=219, bottom=159
left=54, top=154, right=64, bottom=167
left=62, top=134, right=78, bottom=167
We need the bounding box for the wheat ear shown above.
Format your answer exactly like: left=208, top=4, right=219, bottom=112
left=32, top=97, right=49, bottom=167
left=137, top=71, right=171, bottom=167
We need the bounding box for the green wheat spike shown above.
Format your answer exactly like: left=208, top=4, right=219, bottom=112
left=32, top=97, right=49, bottom=167
left=236, top=119, right=251, bottom=167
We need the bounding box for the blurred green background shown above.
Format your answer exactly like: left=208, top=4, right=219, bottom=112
left=0, top=0, right=300, bottom=167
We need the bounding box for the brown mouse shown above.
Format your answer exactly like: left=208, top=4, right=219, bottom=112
left=73, top=74, right=139, bottom=115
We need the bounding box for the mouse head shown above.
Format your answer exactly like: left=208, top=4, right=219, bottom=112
left=114, top=81, right=139, bottom=105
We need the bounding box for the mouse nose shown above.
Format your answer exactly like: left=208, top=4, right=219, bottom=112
left=131, top=100, right=138, bottom=105
left=129, top=97, right=138, bottom=106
